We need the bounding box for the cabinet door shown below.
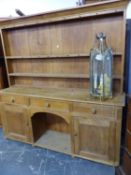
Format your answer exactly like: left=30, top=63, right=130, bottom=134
left=73, top=116, right=116, bottom=165
left=1, top=104, right=30, bottom=142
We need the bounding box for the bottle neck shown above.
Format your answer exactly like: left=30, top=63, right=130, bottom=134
left=98, top=38, right=107, bottom=53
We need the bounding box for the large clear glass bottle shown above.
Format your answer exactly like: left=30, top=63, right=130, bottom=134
left=90, top=32, right=113, bottom=99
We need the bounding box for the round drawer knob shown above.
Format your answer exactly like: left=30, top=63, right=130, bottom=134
left=11, top=98, right=15, bottom=103
left=74, top=133, right=78, bottom=137
left=92, top=108, right=97, bottom=114
left=45, top=103, right=50, bottom=108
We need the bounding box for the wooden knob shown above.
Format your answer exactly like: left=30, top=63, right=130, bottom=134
left=11, top=98, right=15, bottom=103
left=45, top=103, right=50, bottom=107
left=92, top=108, right=97, bottom=114
left=74, top=133, right=78, bottom=137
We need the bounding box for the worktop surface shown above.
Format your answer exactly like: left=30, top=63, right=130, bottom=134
left=0, top=86, right=125, bottom=106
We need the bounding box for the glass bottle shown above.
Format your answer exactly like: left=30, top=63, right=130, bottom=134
left=90, top=32, right=113, bottom=99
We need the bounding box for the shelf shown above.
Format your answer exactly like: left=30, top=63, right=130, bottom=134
left=9, top=73, right=89, bottom=79
left=6, top=54, right=89, bottom=59
left=34, top=130, right=71, bottom=155
left=8, top=73, right=122, bottom=79
left=6, top=53, right=122, bottom=59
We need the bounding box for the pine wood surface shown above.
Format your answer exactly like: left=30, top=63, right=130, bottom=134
left=0, top=86, right=125, bottom=106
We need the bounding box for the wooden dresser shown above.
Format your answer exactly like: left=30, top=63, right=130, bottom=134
left=0, top=0, right=128, bottom=166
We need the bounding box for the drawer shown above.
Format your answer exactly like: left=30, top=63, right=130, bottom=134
left=30, top=97, right=70, bottom=112
left=1, top=94, right=29, bottom=105
left=72, top=103, right=115, bottom=117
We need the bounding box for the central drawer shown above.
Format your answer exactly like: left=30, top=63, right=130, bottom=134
left=30, top=97, right=70, bottom=113
left=72, top=102, right=115, bottom=117
left=1, top=94, right=29, bottom=105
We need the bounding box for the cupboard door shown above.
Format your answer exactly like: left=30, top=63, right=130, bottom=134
left=1, top=104, right=30, bottom=142
left=73, top=116, right=116, bottom=165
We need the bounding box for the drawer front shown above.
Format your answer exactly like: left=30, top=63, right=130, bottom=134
left=30, top=98, right=70, bottom=112
left=72, top=103, right=115, bottom=117
left=1, top=94, right=29, bottom=105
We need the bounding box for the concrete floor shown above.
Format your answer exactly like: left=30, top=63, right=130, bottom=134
left=0, top=129, right=115, bottom=175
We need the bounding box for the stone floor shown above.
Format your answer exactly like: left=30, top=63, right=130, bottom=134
left=0, top=129, right=115, bottom=175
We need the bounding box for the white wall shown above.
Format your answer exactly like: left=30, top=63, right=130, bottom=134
left=0, top=0, right=77, bottom=17
left=126, top=1, right=131, bottom=19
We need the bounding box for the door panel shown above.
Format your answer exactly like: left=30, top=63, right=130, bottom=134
left=73, top=116, right=116, bottom=163
left=1, top=104, right=30, bottom=142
